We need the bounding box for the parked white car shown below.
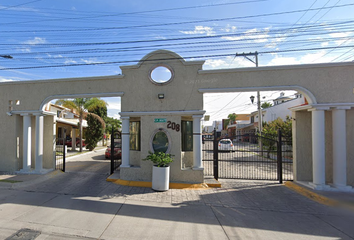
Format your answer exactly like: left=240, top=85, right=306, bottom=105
left=218, top=139, right=234, bottom=151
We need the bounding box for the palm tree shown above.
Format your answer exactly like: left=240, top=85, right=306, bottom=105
left=55, top=98, right=107, bottom=152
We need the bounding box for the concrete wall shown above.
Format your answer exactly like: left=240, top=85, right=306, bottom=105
left=347, top=109, right=354, bottom=186
left=325, top=111, right=333, bottom=184
left=121, top=114, right=203, bottom=184
left=292, top=110, right=312, bottom=182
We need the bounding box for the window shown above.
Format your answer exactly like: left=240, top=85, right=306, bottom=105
left=130, top=121, right=140, bottom=151
left=58, top=127, right=62, bottom=138
left=149, top=65, right=174, bottom=85
left=152, top=131, right=169, bottom=153
left=181, top=121, right=193, bottom=151
left=57, top=110, right=61, bottom=118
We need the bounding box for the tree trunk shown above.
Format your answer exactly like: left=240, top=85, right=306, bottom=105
left=79, top=116, right=83, bottom=152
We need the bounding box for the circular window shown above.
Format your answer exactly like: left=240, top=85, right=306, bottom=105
left=150, top=128, right=171, bottom=153
left=149, top=65, right=173, bottom=85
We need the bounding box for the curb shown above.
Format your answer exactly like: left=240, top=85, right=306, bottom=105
left=107, top=177, right=220, bottom=190
left=284, top=181, right=354, bottom=210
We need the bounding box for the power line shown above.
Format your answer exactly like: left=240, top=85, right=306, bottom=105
left=0, top=0, right=42, bottom=11
left=3, top=44, right=354, bottom=71
left=2, top=3, right=354, bottom=32
left=0, top=0, right=268, bottom=25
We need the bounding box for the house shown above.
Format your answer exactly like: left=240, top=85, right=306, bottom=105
left=226, top=114, right=250, bottom=136
left=263, top=92, right=306, bottom=122
left=44, top=103, right=88, bottom=150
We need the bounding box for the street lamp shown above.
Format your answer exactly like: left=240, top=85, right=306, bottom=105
left=250, top=92, right=263, bottom=156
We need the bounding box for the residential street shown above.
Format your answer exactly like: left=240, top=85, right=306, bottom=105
left=0, top=149, right=353, bottom=240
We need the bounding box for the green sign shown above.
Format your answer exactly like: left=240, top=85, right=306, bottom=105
left=154, top=118, right=167, bottom=123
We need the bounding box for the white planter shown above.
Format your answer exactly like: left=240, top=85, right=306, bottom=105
left=152, top=165, right=170, bottom=191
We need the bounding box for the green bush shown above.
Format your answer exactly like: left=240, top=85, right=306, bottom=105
left=143, top=151, right=174, bottom=167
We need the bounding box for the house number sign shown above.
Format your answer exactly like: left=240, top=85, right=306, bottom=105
left=167, top=121, right=180, bottom=132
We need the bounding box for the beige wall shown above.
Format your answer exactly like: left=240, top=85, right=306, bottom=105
left=325, top=111, right=333, bottom=184
left=347, top=109, right=354, bottom=186
left=292, top=110, right=312, bottom=182
left=121, top=115, right=203, bottom=183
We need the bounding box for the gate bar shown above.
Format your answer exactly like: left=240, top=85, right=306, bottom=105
left=277, top=128, right=283, bottom=184
left=213, top=129, right=219, bottom=180
left=110, top=126, right=114, bottom=175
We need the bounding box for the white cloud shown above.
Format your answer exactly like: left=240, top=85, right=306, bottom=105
left=222, top=27, right=270, bottom=43
left=0, top=77, right=15, bottom=82
left=180, top=26, right=215, bottom=36
left=266, top=51, right=332, bottom=66
left=221, top=24, right=237, bottom=33
left=321, top=42, right=329, bottom=47
left=64, top=59, right=77, bottom=64
left=23, top=37, right=46, bottom=45
left=204, top=56, right=256, bottom=70
left=81, top=58, right=100, bottom=64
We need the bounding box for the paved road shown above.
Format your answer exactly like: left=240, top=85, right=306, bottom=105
left=0, top=149, right=353, bottom=239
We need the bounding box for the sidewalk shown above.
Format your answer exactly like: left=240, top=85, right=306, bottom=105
left=1, top=149, right=354, bottom=239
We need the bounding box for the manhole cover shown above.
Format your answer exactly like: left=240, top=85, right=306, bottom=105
left=6, top=228, right=41, bottom=240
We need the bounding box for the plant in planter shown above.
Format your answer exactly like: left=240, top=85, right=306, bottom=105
left=143, top=151, right=174, bottom=191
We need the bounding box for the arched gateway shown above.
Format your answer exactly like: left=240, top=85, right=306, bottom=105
left=1, top=50, right=353, bottom=191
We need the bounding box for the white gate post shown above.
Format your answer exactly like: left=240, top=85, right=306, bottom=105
left=121, top=116, right=130, bottom=168
left=332, top=107, right=352, bottom=190
left=193, top=115, right=203, bottom=169
left=34, top=113, right=44, bottom=173
left=21, top=114, right=32, bottom=172
left=309, top=108, right=329, bottom=190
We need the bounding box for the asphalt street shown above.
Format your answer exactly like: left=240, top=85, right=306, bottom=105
left=0, top=149, right=353, bottom=239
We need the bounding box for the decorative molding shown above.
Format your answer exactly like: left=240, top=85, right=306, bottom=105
left=40, top=92, right=124, bottom=111
left=120, top=110, right=205, bottom=117
left=199, top=86, right=317, bottom=104
left=198, top=61, right=354, bottom=74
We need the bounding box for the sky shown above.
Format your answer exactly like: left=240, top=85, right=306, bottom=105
left=1, top=0, right=354, bottom=123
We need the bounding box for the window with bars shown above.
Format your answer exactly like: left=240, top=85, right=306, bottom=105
left=181, top=121, right=193, bottom=151
left=129, top=121, right=141, bottom=151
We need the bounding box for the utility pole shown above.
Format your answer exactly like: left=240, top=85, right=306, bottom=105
left=235, top=51, right=263, bottom=154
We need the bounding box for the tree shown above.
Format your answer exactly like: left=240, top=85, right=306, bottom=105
left=227, top=113, right=238, bottom=124
left=261, top=102, right=272, bottom=109
left=260, top=117, right=292, bottom=158
left=85, top=102, right=108, bottom=150
left=85, top=112, right=104, bottom=151
left=55, top=98, right=107, bottom=152
left=105, top=117, right=122, bottom=135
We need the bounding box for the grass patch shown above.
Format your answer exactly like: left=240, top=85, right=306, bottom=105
left=0, top=179, right=22, bottom=183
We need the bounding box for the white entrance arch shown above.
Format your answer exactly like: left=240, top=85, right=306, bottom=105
left=0, top=49, right=353, bottom=191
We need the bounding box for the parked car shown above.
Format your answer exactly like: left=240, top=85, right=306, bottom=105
left=218, top=139, right=233, bottom=151
left=56, top=137, right=86, bottom=147
left=105, top=142, right=122, bottom=159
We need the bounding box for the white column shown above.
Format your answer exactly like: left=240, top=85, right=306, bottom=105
left=192, top=115, right=203, bottom=170
left=332, top=107, right=352, bottom=190
left=21, top=114, right=32, bottom=171
left=121, top=116, right=130, bottom=168
left=309, top=108, right=328, bottom=190
left=34, top=114, right=44, bottom=172
left=72, top=128, right=76, bottom=151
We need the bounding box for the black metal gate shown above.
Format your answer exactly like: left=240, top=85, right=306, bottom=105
left=202, top=129, right=293, bottom=183
left=110, top=128, right=122, bottom=174
left=55, top=137, right=66, bottom=172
